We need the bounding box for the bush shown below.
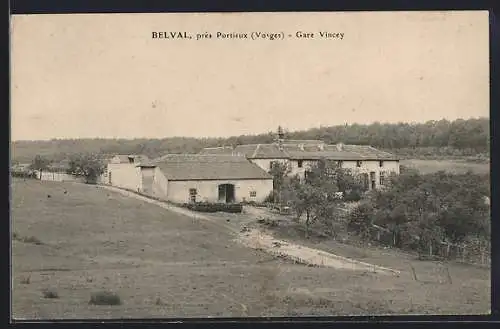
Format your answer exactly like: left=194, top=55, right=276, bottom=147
left=89, top=291, right=122, bottom=305
left=20, top=275, right=31, bottom=284
left=344, top=189, right=362, bottom=202
left=11, top=171, right=38, bottom=179
left=42, top=288, right=59, bottom=299
left=183, top=202, right=243, bottom=213
left=22, top=235, right=43, bottom=245
left=264, top=191, right=276, bottom=203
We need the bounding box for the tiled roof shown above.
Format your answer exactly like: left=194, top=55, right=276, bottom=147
left=198, top=146, right=234, bottom=155
left=233, top=144, right=289, bottom=159
left=282, top=140, right=325, bottom=145
left=148, top=154, right=273, bottom=181
left=200, top=142, right=399, bottom=160
left=324, top=145, right=399, bottom=160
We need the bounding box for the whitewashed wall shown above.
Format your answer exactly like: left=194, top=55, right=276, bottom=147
left=107, top=163, right=142, bottom=191
left=287, top=159, right=400, bottom=189
left=139, top=167, right=169, bottom=199
left=166, top=179, right=273, bottom=204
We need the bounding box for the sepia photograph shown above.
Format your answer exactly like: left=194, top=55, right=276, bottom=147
left=10, top=11, right=490, bottom=319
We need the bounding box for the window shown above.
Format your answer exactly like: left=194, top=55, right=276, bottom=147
left=269, top=161, right=275, bottom=170
left=356, top=160, right=362, bottom=167
left=379, top=160, right=384, bottom=168
left=249, top=191, right=257, bottom=198
left=297, top=160, right=303, bottom=168
left=189, top=188, right=197, bottom=202
left=128, top=157, right=134, bottom=164
left=337, top=160, right=343, bottom=168
left=380, top=172, right=386, bottom=186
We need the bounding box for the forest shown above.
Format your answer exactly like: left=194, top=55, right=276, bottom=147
left=11, top=117, right=489, bottom=163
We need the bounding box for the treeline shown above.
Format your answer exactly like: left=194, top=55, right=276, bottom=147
left=11, top=117, right=489, bottom=163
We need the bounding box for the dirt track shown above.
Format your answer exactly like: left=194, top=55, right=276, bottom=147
left=101, top=185, right=399, bottom=275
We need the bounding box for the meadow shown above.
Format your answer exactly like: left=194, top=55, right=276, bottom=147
left=400, top=159, right=489, bottom=175
left=11, top=179, right=490, bottom=319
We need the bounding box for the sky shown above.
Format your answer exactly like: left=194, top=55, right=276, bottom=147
left=11, top=11, right=489, bottom=141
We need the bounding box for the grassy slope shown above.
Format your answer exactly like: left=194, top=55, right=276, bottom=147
left=400, top=159, right=489, bottom=175
left=11, top=179, right=490, bottom=319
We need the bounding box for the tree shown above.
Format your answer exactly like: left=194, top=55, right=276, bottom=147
left=67, top=153, right=105, bottom=184
left=30, top=155, right=51, bottom=179
left=349, top=168, right=491, bottom=258
left=286, top=159, right=342, bottom=238
left=287, top=180, right=324, bottom=238
left=269, top=161, right=291, bottom=205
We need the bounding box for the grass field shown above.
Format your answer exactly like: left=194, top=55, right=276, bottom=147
left=11, top=179, right=490, bottom=319
left=400, top=159, right=490, bottom=175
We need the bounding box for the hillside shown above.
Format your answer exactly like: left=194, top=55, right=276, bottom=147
left=11, top=118, right=489, bottom=163
left=11, top=179, right=491, bottom=317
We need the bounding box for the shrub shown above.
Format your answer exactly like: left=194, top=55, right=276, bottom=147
left=183, top=202, right=243, bottom=213
left=89, top=291, right=122, bottom=305
left=264, top=191, right=276, bottom=203
left=20, top=275, right=31, bottom=284
left=22, top=235, right=43, bottom=245
left=344, top=189, right=362, bottom=202
left=42, top=288, right=59, bottom=299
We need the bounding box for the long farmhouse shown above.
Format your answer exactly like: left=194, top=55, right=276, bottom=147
left=200, top=130, right=400, bottom=191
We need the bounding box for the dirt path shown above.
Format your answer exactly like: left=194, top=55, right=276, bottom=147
left=101, top=185, right=400, bottom=275
left=238, top=230, right=400, bottom=275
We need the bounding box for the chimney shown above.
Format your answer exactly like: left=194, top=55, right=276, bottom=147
left=336, top=142, right=344, bottom=151
left=277, top=126, right=285, bottom=140
left=276, top=126, right=285, bottom=151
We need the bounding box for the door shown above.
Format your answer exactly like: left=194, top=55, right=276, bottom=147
left=218, top=184, right=235, bottom=203
left=370, top=172, right=376, bottom=190
left=362, top=173, right=369, bottom=190
left=108, top=171, right=112, bottom=185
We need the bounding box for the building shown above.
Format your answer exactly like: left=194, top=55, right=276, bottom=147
left=136, top=154, right=273, bottom=204
left=106, top=154, right=149, bottom=191
left=199, top=133, right=400, bottom=190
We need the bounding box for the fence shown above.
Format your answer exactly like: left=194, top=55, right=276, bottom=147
left=38, top=171, right=86, bottom=183
left=367, top=224, right=490, bottom=266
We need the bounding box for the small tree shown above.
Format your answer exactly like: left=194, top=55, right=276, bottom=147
left=269, top=161, right=291, bottom=205
left=287, top=181, right=323, bottom=238
left=67, top=153, right=105, bottom=184
left=348, top=202, right=375, bottom=240
left=30, top=155, right=51, bottom=179
left=286, top=159, right=342, bottom=238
